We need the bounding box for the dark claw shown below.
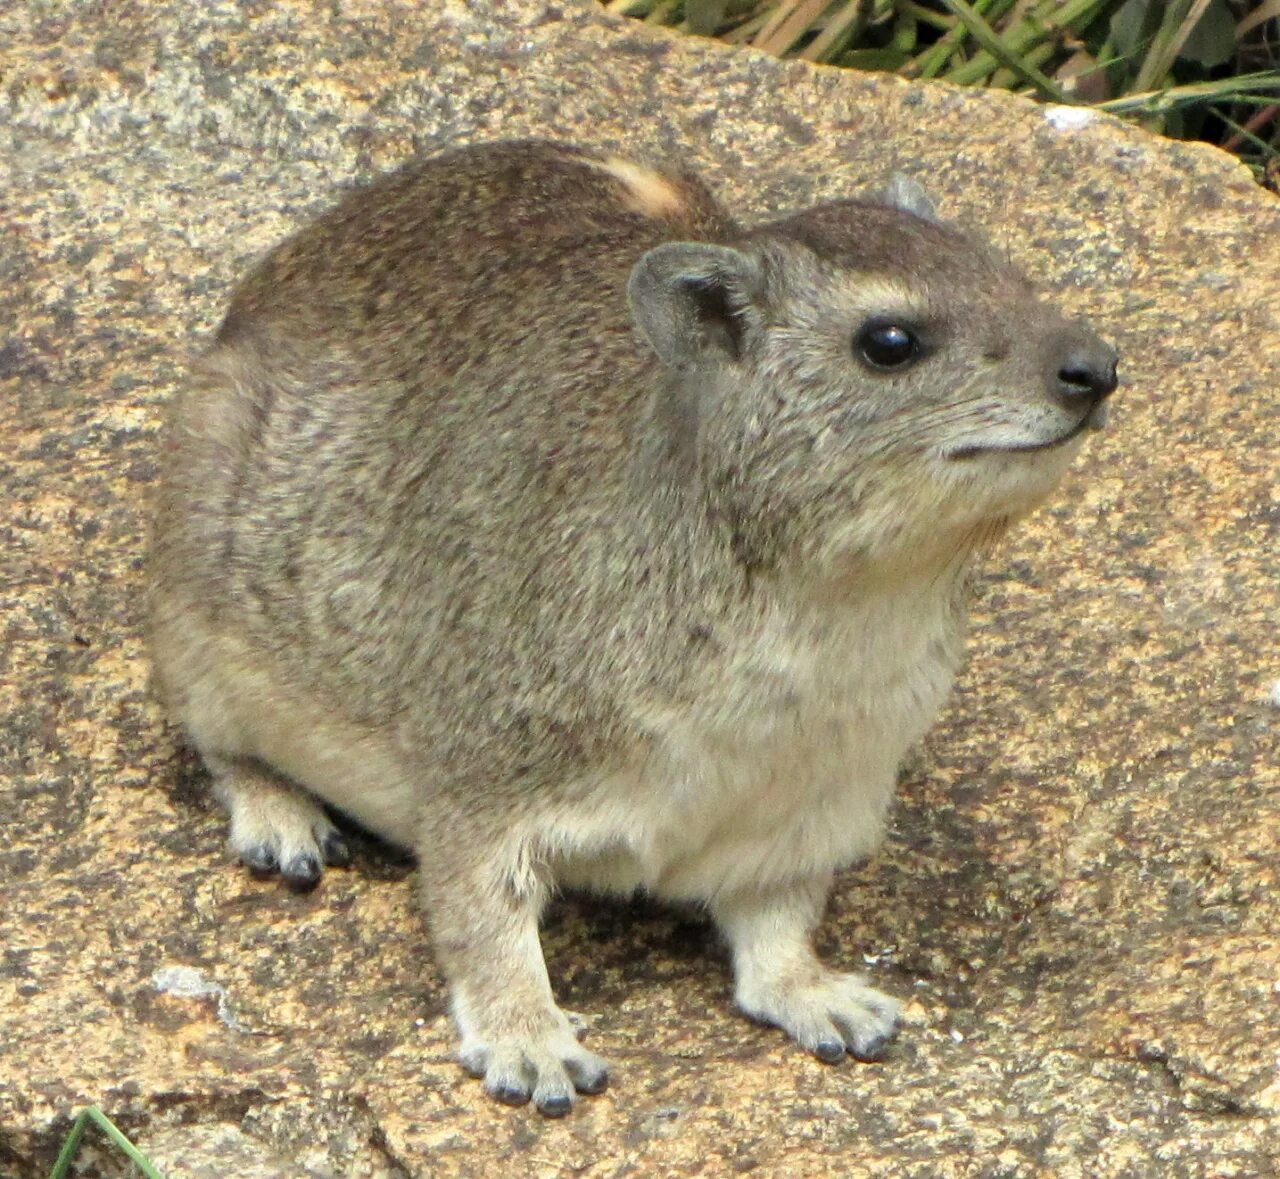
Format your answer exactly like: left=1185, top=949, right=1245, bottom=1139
left=242, top=844, right=279, bottom=876
left=281, top=853, right=323, bottom=891
left=813, top=1038, right=846, bottom=1064
left=536, top=1094, right=573, bottom=1118
left=487, top=1082, right=531, bottom=1107
left=321, top=831, right=352, bottom=867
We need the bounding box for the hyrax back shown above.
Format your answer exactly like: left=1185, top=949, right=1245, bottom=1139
left=151, top=139, right=1116, bottom=1115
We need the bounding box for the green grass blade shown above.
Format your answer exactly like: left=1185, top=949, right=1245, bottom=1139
left=1097, top=70, right=1280, bottom=115
left=49, top=1107, right=166, bottom=1179
left=1215, top=110, right=1280, bottom=160
left=49, top=1109, right=90, bottom=1179
left=910, top=0, right=1015, bottom=80
left=802, top=0, right=884, bottom=63
left=937, top=0, right=1072, bottom=101
left=898, top=0, right=955, bottom=32
left=1133, top=0, right=1207, bottom=94
left=945, top=0, right=1120, bottom=87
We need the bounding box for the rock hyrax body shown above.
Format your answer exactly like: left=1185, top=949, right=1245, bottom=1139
left=150, top=139, right=1117, bottom=1115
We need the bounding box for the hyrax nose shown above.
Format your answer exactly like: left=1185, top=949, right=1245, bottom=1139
left=1052, top=329, right=1118, bottom=409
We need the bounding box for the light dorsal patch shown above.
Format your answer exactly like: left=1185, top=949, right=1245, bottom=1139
left=594, top=157, right=687, bottom=220
left=881, top=173, right=940, bottom=224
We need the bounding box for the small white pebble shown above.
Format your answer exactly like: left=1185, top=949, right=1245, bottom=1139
left=1268, top=680, right=1280, bottom=708
left=414, top=1017, right=426, bottom=1027
left=1044, top=105, right=1097, bottom=131
left=950, top=1029, right=965, bottom=1044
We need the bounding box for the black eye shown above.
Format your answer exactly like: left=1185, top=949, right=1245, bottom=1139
left=855, top=321, right=920, bottom=371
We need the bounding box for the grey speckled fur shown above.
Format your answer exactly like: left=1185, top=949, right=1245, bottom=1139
left=150, top=139, right=1116, bottom=1115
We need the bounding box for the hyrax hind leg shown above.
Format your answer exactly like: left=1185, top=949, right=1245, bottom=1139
left=149, top=599, right=352, bottom=889
left=205, top=754, right=352, bottom=889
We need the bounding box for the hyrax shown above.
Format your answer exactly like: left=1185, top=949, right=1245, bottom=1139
left=150, top=139, right=1117, bottom=1115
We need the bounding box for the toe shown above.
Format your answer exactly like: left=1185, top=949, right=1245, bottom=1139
left=321, top=830, right=352, bottom=867
left=532, top=1068, right=576, bottom=1117
left=536, top=1092, right=573, bottom=1117
left=458, top=1044, right=489, bottom=1079
left=844, top=1028, right=894, bottom=1062
left=242, top=843, right=279, bottom=876
left=526, top=1042, right=580, bottom=1116
left=566, top=1055, right=609, bottom=1095
left=811, top=1037, right=846, bottom=1064
left=281, top=852, right=323, bottom=890
left=487, top=1080, right=531, bottom=1107
left=483, top=1046, right=534, bottom=1108
left=830, top=992, right=899, bottom=1062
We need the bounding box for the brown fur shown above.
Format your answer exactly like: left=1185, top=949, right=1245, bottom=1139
left=150, top=139, right=1116, bottom=1115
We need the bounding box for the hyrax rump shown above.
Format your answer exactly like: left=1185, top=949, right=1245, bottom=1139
left=150, top=139, right=1117, bottom=1115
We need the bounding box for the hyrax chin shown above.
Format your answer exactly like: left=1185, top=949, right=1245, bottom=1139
left=149, top=139, right=1117, bottom=1115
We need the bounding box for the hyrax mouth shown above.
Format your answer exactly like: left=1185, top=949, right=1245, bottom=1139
left=946, top=400, right=1109, bottom=462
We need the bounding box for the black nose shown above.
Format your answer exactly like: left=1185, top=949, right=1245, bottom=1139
left=1055, top=334, right=1118, bottom=408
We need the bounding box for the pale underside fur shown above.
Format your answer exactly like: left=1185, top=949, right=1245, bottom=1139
left=156, top=569, right=962, bottom=903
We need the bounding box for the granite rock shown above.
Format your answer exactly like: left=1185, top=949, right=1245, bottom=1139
left=2, top=1, right=1278, bottom=1175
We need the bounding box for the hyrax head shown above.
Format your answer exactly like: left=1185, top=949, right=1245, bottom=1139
left=627, top=177, right=1117, bottom=578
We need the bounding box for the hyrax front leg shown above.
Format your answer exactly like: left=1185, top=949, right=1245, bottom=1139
left=420, top=804, right=609, bottom=1116
left=714, top=875, right=900, bottom=1063
left=206, top=755, right=351, bottom=889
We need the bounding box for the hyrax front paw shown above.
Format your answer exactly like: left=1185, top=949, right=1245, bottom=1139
left=458, top=1007, right=609, bottom=1117
left=209, top=757, right=351, bottom=890
left=737, top=969, right=900, bottom=1064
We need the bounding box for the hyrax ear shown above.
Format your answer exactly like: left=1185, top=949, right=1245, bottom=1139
left=882, top=173, right=940, bottom=224
left=627, top=242, right=760, bottom=369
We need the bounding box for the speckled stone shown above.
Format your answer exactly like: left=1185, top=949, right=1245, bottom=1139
left=2, top=1, right=1277, bottom=1176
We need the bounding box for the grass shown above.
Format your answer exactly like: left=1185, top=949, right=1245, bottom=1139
left=50, top=1107, right=164, bottom=1179
left=603, top=0, right=1280, bottom=183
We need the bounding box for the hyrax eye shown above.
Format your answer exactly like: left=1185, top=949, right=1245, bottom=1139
left=855, top=321, right=920, bottom=371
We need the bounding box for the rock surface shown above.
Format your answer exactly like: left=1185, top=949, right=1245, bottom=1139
left=3, top=1, right=1278, bottom=1175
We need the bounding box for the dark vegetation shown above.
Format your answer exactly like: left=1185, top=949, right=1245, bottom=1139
left=604, top=1, right=1280, bottom=185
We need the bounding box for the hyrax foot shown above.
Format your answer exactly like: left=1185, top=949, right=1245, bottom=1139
left=458, top=1009, right=610, bottom=1117
left=207, top=756, right=351, bottom=890
left=737, top=969, right=901, bottom=1064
